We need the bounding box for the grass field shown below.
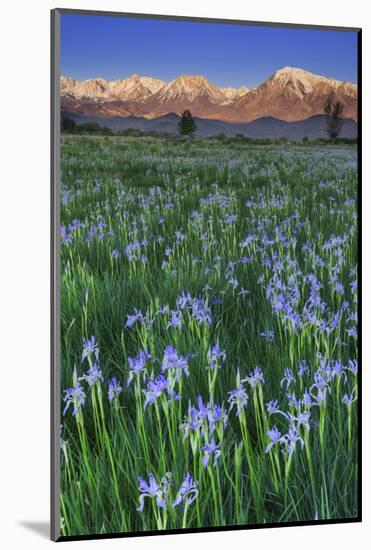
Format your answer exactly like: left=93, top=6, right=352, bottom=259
left=59, top=135, right=358, bottom=536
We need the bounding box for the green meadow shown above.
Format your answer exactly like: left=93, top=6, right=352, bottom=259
left=59, top=135, right=358, bottom=536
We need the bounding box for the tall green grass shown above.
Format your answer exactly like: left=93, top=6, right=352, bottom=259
left=59, top=136, right=358, bottom=536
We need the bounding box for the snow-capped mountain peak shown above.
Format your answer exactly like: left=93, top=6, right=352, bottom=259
left=267, top=66, right=357, bottom=95
left=155, top=75, right=231, bottom=104
left=60, top=67, right=357, bottom=123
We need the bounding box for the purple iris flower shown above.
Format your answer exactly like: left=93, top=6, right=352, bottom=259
left=108, top=377, right=122, bottom=402
left=125, top=309, right=144, bottom=329
left=265, top=426, right=282, bottom=453
left=228, top=385, right=249, bottom=416
left=161, top=345, right=189, bottom=381
left=332, top=360, right=346, bottom=379
left=208, top=403, right=228, bottom=432
left=177, top=291, right=192, bottom=310
left=347, top=359, right=358, bottom=375
left=197, top=395, right=210, bottom=421
left=136, top=473, right=171, bottom=512
left=201, top=437, right=221, bottom=468
left=81, top=335, right=99, bottom=363
left=302, top=390, right=313, bottom=407
left=281, top=425, right=304, bottom=457
left=63, top=380, right=86, bottom=416
left=207, top=341, right=226, bottom=370
left=80, top=362, right=103, bottom=387
left=267, top=399, right=280, bottom=414
left=228, top=277, right=239, bottom=289
left=273, top=293, right=288, bottom=313
left=127, top=350, right=151, bottom=386
left=347, top=326, right=357, bottom=337
left=156, top=304, right=169, bottom=315
left=180, top=397, right=226, bottom=439
left=297, top=410, right=311, bottom=431
left=167, top=310, right=183, bottom=330
left=244, top=366, right=265, bottom=388
left=61, top=225, right=72, bottom=244
left=180, top=406, right=201, bottom=439
left=287, top=392, right=300, bottom=408
left=239, top=287, right=250, bottom=297
left=312, top=371, right=327, bottom=390
left=172, top=474, right=198, bottom=508
left=143, top=375, right=170, bottom=408
left=298, top=361, right=309, bottom=377
left=260, top=330, right=274, bottom=342
left=191, top=297, right=212, bottom=325
left=313, top=387, right=329, bottom=405
left=175, top=230, right=186, bottom=242
left=125, top=240, right=141, bottom=261
left=334, top=282, right=345, bottom=295
left=343, top=392, right=356, bottom=407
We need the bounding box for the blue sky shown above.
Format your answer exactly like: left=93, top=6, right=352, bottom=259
left=61, top=13, right=358, bottom=88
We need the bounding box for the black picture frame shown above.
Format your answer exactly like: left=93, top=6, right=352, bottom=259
left=51, top=8, right=362, bottom=542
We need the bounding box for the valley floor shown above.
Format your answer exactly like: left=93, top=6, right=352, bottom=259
left=59, top=136, right=358, bottom=537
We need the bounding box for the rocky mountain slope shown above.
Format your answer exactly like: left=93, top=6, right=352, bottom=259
left=61, top=67, right=357, bottom=123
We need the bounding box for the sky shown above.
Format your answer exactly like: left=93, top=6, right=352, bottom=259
left=60, top=13, right=358, bottom=88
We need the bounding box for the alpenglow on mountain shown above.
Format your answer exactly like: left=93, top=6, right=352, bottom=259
left=61, top=67, right=357, bottom=123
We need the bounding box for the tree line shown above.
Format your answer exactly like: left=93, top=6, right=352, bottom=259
left=61, top=96, right=353, bottom=141
left=61, top=118, right=114, bottom=136
left=178, top=99, right=348, bottom=140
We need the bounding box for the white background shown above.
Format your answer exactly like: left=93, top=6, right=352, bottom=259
left=0, top=0, right=369, bottom=547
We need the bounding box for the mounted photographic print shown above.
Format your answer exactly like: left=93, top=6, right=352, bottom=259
left=51, top=9, right=361, bottom=541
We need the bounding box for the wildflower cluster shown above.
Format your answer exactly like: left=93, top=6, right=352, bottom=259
left=60, top=137, right=358, bottom=534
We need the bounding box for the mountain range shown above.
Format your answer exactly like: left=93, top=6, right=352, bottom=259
left=61, top=67, right=357, bottom=125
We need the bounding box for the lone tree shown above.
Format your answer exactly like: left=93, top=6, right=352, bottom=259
left=324, top=96, right=344, bottom=139
left=178, top=110, right=197, bottom=136
left=61, top=116, right=76, bottom=133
